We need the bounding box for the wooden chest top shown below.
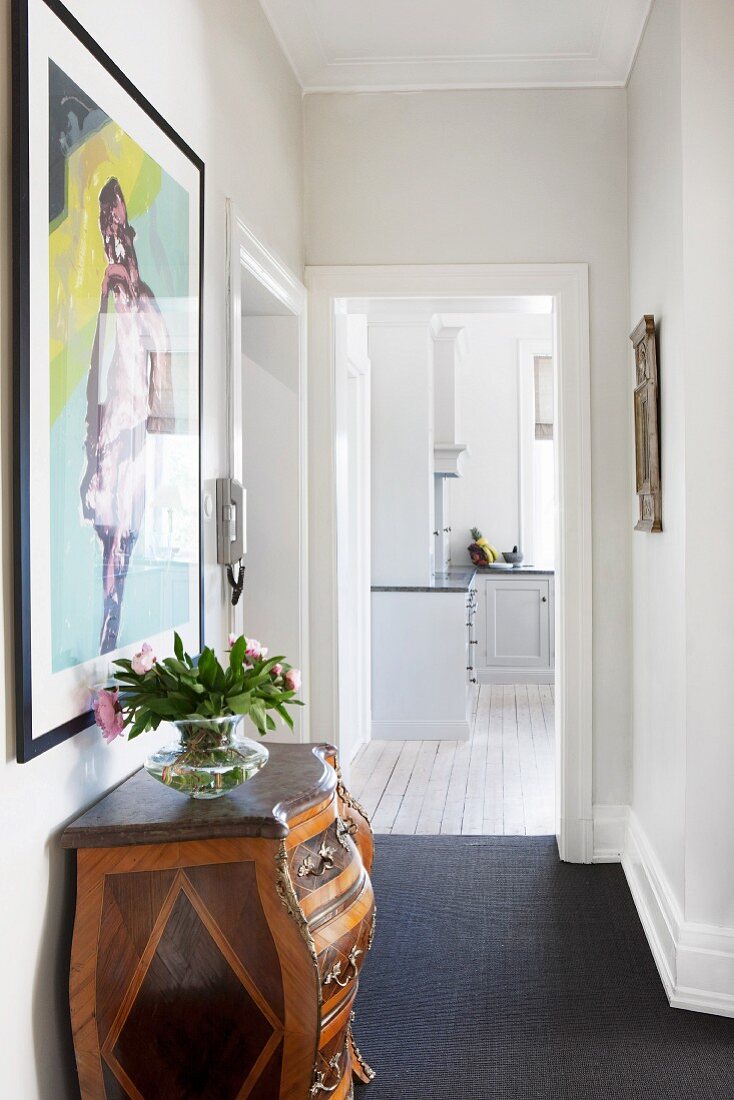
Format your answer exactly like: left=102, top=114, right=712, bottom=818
left=61, top=742, right=337, bottom=849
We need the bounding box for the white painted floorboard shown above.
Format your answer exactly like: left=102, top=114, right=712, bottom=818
left=351, top=684, right=555, bottom=835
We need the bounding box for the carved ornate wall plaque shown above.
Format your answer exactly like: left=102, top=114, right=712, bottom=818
left=630, top=315, right=662, bottom=532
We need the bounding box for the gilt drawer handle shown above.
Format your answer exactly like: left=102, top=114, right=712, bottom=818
left=310, top=1052, right=343, bottom=1095
left=298, top=840, right=337, bottom=878
left=324, top=944, right=363, bottom=988
left=335, top=814, right=358, bottom=850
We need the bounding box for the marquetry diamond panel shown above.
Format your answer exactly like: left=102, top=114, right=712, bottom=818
left=184, top=862, right=284, bottom=1021
left=108, top=889, right=276, bottom=1099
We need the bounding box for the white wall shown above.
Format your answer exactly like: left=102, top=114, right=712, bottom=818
left=447, top=313, right=552, bottom=565
left=680, top=0, right=734, bottom=931
left=0, top=2, right=303, bottom=1094
left=628, top=0, right=686, bottom=911
left=305, top=88, right=631, bottom=807
left=627, top=0, right=734, bottom=1011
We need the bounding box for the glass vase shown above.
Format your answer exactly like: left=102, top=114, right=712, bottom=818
left=144, top=715, right=269, bottom=800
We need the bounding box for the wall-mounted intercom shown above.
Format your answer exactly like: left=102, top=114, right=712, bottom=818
left=216, top=477, right=246, bottom=604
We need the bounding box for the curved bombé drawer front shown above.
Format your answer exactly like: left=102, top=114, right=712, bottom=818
left=314, top=886, right=375, bottom=1012
left=311, top=998, right=355, bottom=1099
left=288, top=800, right=367, bottom=919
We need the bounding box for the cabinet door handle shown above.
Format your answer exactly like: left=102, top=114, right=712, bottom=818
left=310, top=1052, right=343, bottom=1095
left=469, top=639, right=478, bottom=645
left=323, top=944, right=363, bottom=989
left=297, top=840, right=336, bottom=878
left=542, top=596, right=547, bottom=603
left=335, top=815, right=358, bottom=850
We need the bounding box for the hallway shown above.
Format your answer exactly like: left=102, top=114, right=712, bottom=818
left=351, top=684, right=555, bottom=836
left=355, top=835, right=734, bottom=1100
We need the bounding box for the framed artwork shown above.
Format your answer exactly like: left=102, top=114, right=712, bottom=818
left=630, top=314, right=662, bottom=533
left=13, top=0, right=204, bottom=761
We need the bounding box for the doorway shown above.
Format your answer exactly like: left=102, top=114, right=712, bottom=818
left=307, top=265, right=592, bottom=862
left=347, top=301, right=557, bottom=835
left=226, top=207, right=309, bottom=742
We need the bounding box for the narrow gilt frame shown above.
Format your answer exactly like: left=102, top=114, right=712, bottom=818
left=630, top=315, right=662, bottom=532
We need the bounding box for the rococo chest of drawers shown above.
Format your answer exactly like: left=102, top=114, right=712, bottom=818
left=61, top=743, right=375, bottom=1099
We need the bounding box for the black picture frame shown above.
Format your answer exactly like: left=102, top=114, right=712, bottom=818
left=13, top=0, right=205, bottom=761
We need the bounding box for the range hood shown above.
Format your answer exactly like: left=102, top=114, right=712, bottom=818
left=432, top=320, right=468, bottom=477
left=434, top=442, right=468, bottom=477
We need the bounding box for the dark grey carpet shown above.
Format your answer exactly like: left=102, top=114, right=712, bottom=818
left=354, top=836, right=734, bottom=1100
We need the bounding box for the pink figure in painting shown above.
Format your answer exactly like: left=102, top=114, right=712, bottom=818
left=80, top=178, right=176, bottom=654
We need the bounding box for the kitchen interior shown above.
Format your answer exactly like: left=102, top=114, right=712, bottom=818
left=346, top=297, right=556, bottom=836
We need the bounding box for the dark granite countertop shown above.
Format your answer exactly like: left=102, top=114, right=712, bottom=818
left=372, top=567, right=477, bottom=593
left=61, top=742, right=336, bottom=848
left=473, top=565, right=554, bottom=577
left=371, top=565, right=554, bottom=593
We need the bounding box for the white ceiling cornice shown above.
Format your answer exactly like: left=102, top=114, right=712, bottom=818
left=259, top=0, right=653, bottom=94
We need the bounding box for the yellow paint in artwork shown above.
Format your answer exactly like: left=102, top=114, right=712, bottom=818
left=49, top=120, right=162, bottom=424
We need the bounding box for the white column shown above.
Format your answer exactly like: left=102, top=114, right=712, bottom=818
left=368, top=321, right=434, bottom=586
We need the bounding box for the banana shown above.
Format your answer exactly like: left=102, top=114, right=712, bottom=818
left=470, top=527, right=499, bottom=563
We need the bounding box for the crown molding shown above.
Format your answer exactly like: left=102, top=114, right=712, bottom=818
left=259, top=0, right=653, bottom=94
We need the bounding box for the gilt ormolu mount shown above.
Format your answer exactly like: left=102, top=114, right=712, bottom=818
left=631, top=315, right=662, bottom=532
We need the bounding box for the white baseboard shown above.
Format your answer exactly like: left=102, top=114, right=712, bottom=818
left=477, top=669, right=554, bottom=685
left=371, top=719, right=471, bottom=741
left=559, top=816, right=593, bottom=864
left=592, top=804, right=629, bottom=862
left=621, top=809, right=734, bottom=1018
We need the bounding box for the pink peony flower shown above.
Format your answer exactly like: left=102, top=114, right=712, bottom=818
left=270, top=663, right=283, bottom=678
left=227, top=633, right=238, bottom=649
left=284, top=668, right=301, bottom=692
left=94, top=689, right=125, bottom=743
left=131, top=642, right=156, bottom=676
left=245, top=639, right=268, bottom=663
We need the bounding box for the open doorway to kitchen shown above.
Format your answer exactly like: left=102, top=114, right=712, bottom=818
left=307, top=265, right=592, bottom=862
left=345, top=300, right=556, bottom=835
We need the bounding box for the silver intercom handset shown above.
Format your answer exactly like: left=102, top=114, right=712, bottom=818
left=216, top=478, right=246, bottom=604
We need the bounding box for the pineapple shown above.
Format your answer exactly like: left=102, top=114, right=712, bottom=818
left=469, top=527, right=495, bottom=564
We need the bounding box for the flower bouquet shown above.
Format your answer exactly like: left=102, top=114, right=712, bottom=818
left=94, top=632, right=303, bottom=799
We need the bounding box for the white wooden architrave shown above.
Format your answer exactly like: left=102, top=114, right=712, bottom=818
left=306, top=263, right=592, bottom=862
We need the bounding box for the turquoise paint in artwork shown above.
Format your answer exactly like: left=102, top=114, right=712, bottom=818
left=50, top=374, right=193, bottom=674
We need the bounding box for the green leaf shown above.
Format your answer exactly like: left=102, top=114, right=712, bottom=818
left=275, top=704, right=294, bottom=730
left=229, top=636, right=246, bottom=671
left=143, top=698, right=184, bottom=717
left=250, top=700, right=267, bottom=732
left=174, top=632, right=184, bottom=661
left=197, top=647, right=217, bottom=689
left=227, top=692, right=252, bottom=715
left=162, top=657, right=192, bottom=677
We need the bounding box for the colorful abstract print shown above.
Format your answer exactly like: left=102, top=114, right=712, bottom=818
left=49, top=60, right=192, bottom=672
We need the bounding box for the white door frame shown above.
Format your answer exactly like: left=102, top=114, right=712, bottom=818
left=517, top=337, right=554, bottom=567
left=334, top=308, right=372, bottom=778
left=306, top=263, right=592, bottom=863
left=225, top=203, right=309, bottom=741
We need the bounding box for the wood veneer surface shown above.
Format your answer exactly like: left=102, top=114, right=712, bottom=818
left=61, top=743, right=336, bottom=847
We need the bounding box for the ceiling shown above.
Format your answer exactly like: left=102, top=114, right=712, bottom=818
left=258, top=0, right=652, bottom=93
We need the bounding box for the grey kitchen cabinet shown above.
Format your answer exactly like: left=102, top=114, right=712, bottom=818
left=475, top=572, right=554, bottom=684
